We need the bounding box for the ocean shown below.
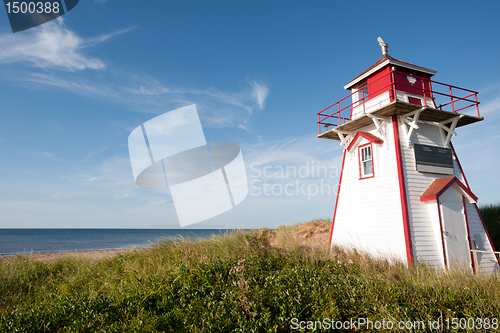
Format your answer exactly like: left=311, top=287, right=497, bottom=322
left=0, top=229, right=233, bottom=255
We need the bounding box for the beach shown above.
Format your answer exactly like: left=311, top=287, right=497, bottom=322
left=0, top=222, right=332, bottom=264
left=1, top=248, right=136, bottom=263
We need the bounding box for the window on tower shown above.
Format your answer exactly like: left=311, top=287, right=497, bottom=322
left=353, top=83, right=369, bottom=104
left=359, top=144, right=374, bottom=179
left=361, top=84, right=369, bottom=99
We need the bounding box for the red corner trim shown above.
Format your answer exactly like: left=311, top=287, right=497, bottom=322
left=450, top=142, right=499, bottom=264
left=347, top=131, right=384, bottom=152
left=474, top=203, right=500, bottom=264
left=420, top=177, right=478, bottom=203
left=392, top=115, right=413, bottom=265
left=450, top=142, right=470, bottom=188
left=463, top=196, right=475, bottom=274
left=436, top=198, right=448, bottom=268
left=329, top=149, right=347, bottom=249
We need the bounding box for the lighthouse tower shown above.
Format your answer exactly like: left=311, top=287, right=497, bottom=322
left=318, top=38, right=498, bottom=273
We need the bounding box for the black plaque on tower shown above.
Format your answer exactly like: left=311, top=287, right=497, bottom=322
left=413, top=143, right=454, bottom=175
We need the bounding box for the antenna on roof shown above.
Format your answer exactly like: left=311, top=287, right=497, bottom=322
left=377, top=37, right=389, bottom=56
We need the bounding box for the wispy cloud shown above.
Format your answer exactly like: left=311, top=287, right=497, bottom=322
left=13, top=149, right=62, bottom=161
left=479, top=94, right=500, bottom=116
left=0, top=16, right=266, bottom=132
left=251, top=80, right=269, bottom=110
left=17, top=71, right=271, bottom=130
left=243, top=135, right=342, bottom=169
left=83, top=146, right=108, bottom=161
left=86, top=176, right=104, bottom=182
left=83, top=26, right=137, bottom=45
left=0, top=18, right=133, bottom=71
left=38, top=120, right=64, bottom=129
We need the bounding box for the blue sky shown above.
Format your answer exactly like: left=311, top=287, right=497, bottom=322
left=0, top=1, right=499, bottom=228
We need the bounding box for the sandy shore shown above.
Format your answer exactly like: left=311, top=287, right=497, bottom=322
left=0, top=221, right=332, bottom=264
left=1, top=248, right=137, bottom=263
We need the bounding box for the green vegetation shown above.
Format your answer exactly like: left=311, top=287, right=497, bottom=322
left=480, top=203, right=500, bottom=251
left=0, top=217, right=499, bottom=332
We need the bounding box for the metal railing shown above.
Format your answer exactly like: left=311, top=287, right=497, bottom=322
left=317, top=69, right=480, bottom=135
left=471, top=249, right=500, bottom=274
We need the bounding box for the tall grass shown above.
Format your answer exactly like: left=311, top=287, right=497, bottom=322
left=0, top=220, right=499, bottom=332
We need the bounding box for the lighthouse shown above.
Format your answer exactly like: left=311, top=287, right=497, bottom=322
left=318, top=38, right=498, bottom=274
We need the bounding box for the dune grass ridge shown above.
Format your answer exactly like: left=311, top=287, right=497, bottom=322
left=0, top=215, right=499, bottom=332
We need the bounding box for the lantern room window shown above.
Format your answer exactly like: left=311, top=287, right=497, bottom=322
left=357, top=83, right=368, bottom=101
left=359, top=144, right=374, bottom=179
left=352, top=82, right=369, bottom=105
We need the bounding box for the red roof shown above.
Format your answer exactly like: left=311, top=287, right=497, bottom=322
left=347, top=131, right=384, bottom=152
left=344, top=55, right=437, bottom=90
left=420, top=177, right=477, bottom=203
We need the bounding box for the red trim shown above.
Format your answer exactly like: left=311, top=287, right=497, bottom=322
left=317, top=68, right=481, bottom=135
left=358, top=142, right=375, bottom=180
left=347, top=131, right=384, bottom=152
left=474, top=203, right=500, bottom=264
left=463, top=196, right=475, bottom=274
left=450, top=142, right=470, bottom=188
left=420, top=177, right=478, bottom=203
left=436, top=198, right=448, bottom=268
left=408, top=96, right=423, bottom=106
left=450, top=143, right=499, bottom=264
left=392, top=115, right=413, bottom=265
left=450, top=141, right=500, bottom=264
left=329, top=149, right=347, bottom=249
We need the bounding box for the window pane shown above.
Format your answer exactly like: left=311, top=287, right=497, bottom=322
left=364, top=161, right=373, bottom=175
left=360, top=145, right=373, bottom=177
left=360, top=146, right=372, bottom=163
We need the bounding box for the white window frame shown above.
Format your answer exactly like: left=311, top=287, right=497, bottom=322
left=352, top=82, right=369, bottom=106
left=359, top=143, right=374, bottom=179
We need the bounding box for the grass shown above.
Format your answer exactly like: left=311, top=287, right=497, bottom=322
left=0, top=217, right=499, bottom=332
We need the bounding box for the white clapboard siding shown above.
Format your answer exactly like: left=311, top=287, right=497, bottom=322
left=331, top=121, right=408, bottom=262
left=399, top=120, right=446, bottom=267
left=466, top=203, right=499, bottom=274
left=395, top=91, right=435, bottom=108
left=452, top=147, right=498, bottom=273
left=397, top=119, right=498, bottom=271
left=351, top=92, right=391, bottom=119
left=331, top=116, right=498, bottom=272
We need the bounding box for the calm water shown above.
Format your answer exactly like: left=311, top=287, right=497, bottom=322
left=0, top=229, right=233, bottom=255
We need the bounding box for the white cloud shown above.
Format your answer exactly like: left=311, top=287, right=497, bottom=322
left=0, top=200, right=70, bottom=211
left=12, top=149, right=62, bottom=161
left=83, top=146, right=108, bottom=161
left=83, top=26, right=137, bottom=45
left=251, top=80, right=269, bottom=110
left=17, top=72, right=270, bottom=130
left=38, top=120, right=65, bottom=129
left=244, top=135, right=341, bottom=167
left=478, top=94, right=500, bottom=116
left=0, top=16, right=267, bottom=132
left=86, top=176, right=104, bottom=182
left=0, top=18, right=133, bottom=71
left=127, top=78, right=271, bottom=128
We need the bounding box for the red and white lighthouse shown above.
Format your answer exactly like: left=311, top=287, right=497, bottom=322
left=318, top=38, right=498, bottom=273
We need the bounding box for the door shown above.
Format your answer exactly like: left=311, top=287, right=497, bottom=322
left=440, top=194, right=471, bottom=271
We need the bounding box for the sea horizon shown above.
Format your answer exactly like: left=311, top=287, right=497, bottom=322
left=0, top=228, right=241, bottom=256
